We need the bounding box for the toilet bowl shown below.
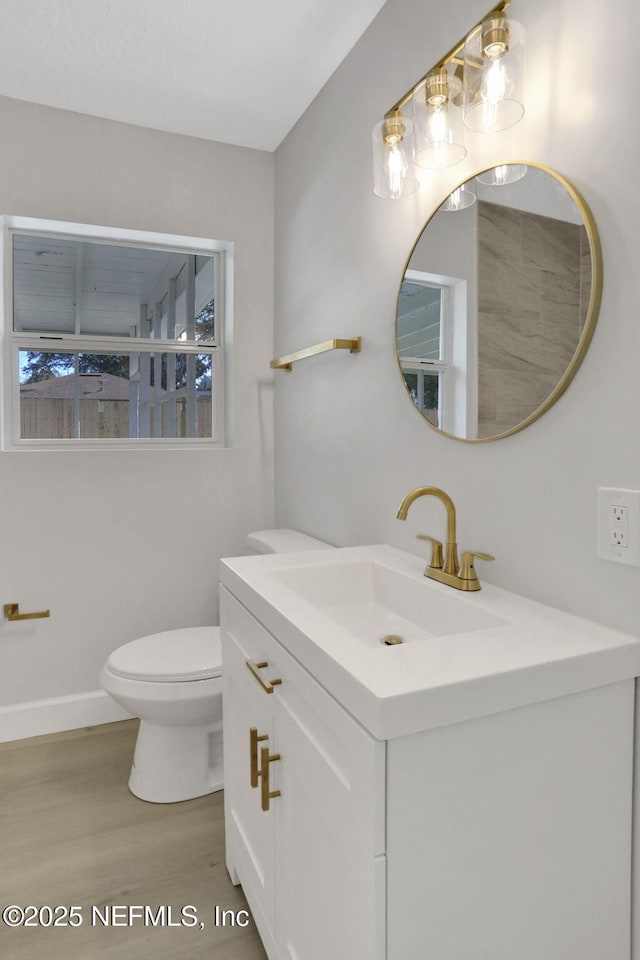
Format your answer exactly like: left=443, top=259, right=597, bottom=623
left=100, top=626, right=223, bottom=803
left=100, top=529, right=332, bottom=803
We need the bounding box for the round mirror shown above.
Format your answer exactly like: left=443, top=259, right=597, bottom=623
left=395, top=163, right=602, bottom=441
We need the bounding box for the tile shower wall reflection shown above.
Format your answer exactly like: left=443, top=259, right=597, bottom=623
left=477, top=201, right=589, bottom=438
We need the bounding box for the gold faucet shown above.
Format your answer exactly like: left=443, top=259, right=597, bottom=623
left=396, top=486, right=494, bottom=591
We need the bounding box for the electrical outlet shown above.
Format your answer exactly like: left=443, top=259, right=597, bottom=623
left=597, top=488, right=640, bottom=566
left=610, top=505, right=628, bottom=547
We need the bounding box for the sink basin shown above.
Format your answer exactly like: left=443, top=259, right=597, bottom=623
left=273, top=559, right=506, bottom=647
left=220, top=543, right=640, bottom=739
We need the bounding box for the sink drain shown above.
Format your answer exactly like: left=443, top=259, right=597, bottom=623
left=382, top=634, right=404, bottom=646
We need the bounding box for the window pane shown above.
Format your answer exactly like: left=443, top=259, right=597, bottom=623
left=396, top=282, right=442, bottom=360
left=401, top=367, right=440, bottom=428
left=13, top=235, right=214, bottom=342
left=19, top=349, right=213, bottom=440
left=194, top=298, right=215, bottom=342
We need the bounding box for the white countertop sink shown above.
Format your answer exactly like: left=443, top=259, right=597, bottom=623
left=272, top=558, right=507, bottom=645
left=220, top=544, right=640, bottom=740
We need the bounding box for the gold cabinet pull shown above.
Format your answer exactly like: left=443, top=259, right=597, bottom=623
left=246, top=659, right=282, bottom=694
left=249, top=728, right=268, bottom=788
left=259, top=745, right=281, bottom=812
left=3, top=603, right=50, bottom=622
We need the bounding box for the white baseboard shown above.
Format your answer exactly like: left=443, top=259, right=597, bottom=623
left=0, top=690, right=134, bottom=743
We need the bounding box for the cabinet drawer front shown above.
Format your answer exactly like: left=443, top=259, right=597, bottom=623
left=221, top=587, right=385, bottom=856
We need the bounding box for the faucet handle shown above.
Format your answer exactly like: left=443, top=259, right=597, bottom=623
left=416, top=534, right=444, bottom=570
left=459, top=551, right=495, bottom=588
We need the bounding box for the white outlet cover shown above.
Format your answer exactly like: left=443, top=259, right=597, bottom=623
left=597, top=487, right=640, bottom=567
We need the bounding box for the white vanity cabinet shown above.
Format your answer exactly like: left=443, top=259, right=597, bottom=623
left=221, top=546, right=639, bottom=960
left=221, top=587, right=386, bottom=960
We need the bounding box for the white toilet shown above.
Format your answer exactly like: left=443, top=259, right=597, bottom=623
left=100, top=529, right=331, bottom=803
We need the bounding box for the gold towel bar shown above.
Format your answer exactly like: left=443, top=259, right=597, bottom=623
left=4, top=603, right=50, bottom=621
left=271, top=337, right=361, bottom=371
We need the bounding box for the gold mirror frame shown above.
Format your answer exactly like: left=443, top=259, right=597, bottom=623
left=395, top=162, right=603, bottom=442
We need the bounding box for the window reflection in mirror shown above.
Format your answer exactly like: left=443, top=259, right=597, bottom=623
left=397, top=280, right=443, bottom=427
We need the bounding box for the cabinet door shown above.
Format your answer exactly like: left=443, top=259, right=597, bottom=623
left=274, top=675, right=386, bottom=960
left=222, top=591, right=279, bottom=953
left=222, top=586, right=386, bottom=960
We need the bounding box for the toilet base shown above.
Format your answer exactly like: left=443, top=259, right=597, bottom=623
left=128, top=719, right=224, bottom=803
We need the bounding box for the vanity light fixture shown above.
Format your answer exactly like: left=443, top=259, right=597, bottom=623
left=372, top=0, right=524, bottom=199
left=476, top=162, right=527, bottom=185
left=372, top=111, right=419, bottom=199
left=412, top=68, right=466, bottom=170
left=463, top=14, right=525, bottom=133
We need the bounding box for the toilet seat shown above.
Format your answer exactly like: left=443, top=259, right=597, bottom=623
left=107, top=626, right=221, bottom=683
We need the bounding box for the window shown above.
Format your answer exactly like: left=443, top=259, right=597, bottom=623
left=397, top=278, right=452, bottom=429
left=396, top=269, right=473, bottom=437
left=2, top=217, right=231, bottom=449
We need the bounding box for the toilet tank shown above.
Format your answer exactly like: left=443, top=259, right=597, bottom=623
left=246, top=528, right=333, bottom=555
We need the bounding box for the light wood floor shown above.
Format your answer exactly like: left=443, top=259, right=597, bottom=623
left=0, top=720, right=267, bottom=960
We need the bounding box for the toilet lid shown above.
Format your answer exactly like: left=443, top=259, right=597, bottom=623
left=107, top=627, right=222, bottom=682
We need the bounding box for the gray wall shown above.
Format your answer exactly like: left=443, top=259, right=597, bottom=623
left=0, top=96, right=275, bottom=706
left=273, top=0, right=640, bottom=637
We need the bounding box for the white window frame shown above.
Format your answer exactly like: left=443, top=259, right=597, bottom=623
left=1, top=215, right=233, bottom=451
left=402, top=269, right=473, bottom=437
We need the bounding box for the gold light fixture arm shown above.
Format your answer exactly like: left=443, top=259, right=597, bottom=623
left=386, top=0, right=511, bottom=116
left=271, top=337, right=361, bottom=371
left=4, top=603, right=50, bottom=621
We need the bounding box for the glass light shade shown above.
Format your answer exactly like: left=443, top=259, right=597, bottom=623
left=372, top=114, right=419, bottom=200
left=476, top=163, right=528, bottom=185
left=441, top=183, right=476, bottom=212
left=412, top=70, right=466, bottom=169
left=463, top=17, right=525, bottom=133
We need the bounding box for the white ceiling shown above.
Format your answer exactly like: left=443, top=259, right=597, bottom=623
left=0, top=0, right=387, bottom=152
